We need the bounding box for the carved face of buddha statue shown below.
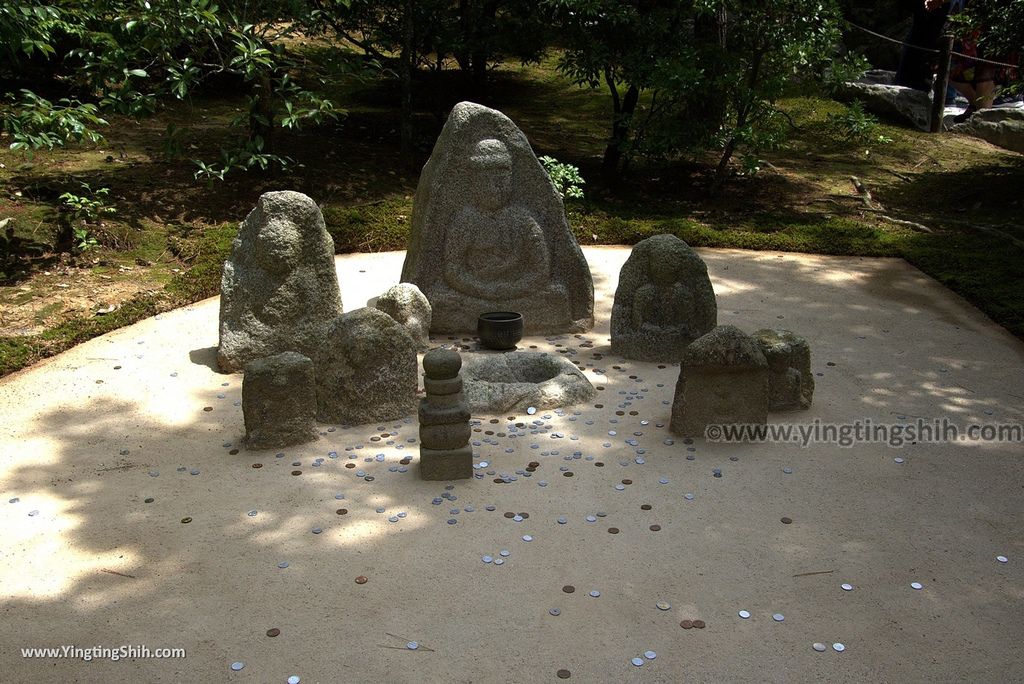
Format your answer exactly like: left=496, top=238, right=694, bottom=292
left=252, top=215, right=303, bottom=274
left=467, top=138, right=513, bottom=212
left=649, top=249, right=682, bottom=287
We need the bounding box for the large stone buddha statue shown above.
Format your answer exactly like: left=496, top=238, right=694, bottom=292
left=401, top=102, right=593, bottom=335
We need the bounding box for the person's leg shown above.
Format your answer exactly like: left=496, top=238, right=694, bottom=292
left=950, top=80, right=977, bottom=103
left=974, top=79, right=996, bottom=109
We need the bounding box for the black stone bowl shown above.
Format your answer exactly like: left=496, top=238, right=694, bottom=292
left=477, top=311, right=524, bottom=351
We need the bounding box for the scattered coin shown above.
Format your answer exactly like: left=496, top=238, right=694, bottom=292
left=644, top=650, right=657, bottom=660
left=556, top=669, right=571, bottom=679
left=336, top=508, right=348, bottom=515
left=407, top=642, right=419, bottom=650
left=608, top=527, right=619, bottom=534
left=781, top=517, right=793, bottom=524
left=656, top=601, right=670, bottom=611
left=910, top=582, right=923, bottom=590
left=355, top=575, right=368, bottom=584
left=738, top=610, right=751, bottom=619
left=230, top=662, right=244, bottom=671
left=549, top=608, right=561, bottom=616
left=630, top=657, right=644, bottom=667
left=833, top=643, right=846, bottom=652
left=181, top=517, right=192, bottom=524
left=649, top=524, right=661, bottom=532
left=997, top=555, right=1009, bottom=563
left=773, top=613, right=785, bottom=622
left=266, top=628, right=280, bottom=637
left=563, top=585, right=576, bottom=593
left=841, top=583, right=854, bottom=591
left=693, top=619, right=706, bottom=629
left=812, top=642, right=827, bottom=652
left=589, top=590, right=601, bottom=597
left=680, top=620, right=693, bottom=629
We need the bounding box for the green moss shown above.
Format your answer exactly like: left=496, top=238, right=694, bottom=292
left=0, top=221, right=237, bottom=377
left=322, top=197, right=413, bottom=253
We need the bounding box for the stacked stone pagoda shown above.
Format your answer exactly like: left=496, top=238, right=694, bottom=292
left=418, top=348, right=473, bottom=480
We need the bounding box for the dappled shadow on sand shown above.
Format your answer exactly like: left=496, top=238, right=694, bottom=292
left=1, top=249, right=1023, bottom=681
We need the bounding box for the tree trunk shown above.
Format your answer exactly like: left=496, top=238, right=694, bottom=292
left=455, top=0, right=472, bottom=71
left=400, top=0, right=415, bottom=155
left=603, top=79, right=640, bottom=175
left=710, top=49, right=763, bottom=196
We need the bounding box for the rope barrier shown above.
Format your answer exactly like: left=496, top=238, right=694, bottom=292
left=845, top=20, right=1020, bottom=71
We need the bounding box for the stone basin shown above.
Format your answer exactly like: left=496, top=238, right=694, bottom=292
left=460, top=351, right=596, bottom=413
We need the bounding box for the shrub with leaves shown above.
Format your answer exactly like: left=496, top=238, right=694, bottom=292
left=539, top=156, right=585, bottom=199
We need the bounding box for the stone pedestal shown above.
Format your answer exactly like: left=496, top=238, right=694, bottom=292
left=670, top=326, right=769, bottom=438
left=419, top=348, right=473, bottom=480
left=754, top=329, right=814, bottom=411
left=242, top=351, right=317, bottom=449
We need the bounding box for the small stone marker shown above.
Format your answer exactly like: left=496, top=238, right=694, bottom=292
left=218, top=191, right=342, bottom=371
left=670, top=326, right=769, bottom=438
left=242, top=351, right=317, bottom=449
left=610, top=234, right=717, bottom=361
left=374, top=283, right=432, bottom=351
left=400, top=101, right=594, bottom=334
left=753, top=329, right=814, bottom=410
left=314, top=308, right=418, bottom=425
left=419, top=348, right=473, bottom=480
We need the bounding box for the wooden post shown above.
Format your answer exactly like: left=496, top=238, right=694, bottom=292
left=931, top=35, right=954, bottom=133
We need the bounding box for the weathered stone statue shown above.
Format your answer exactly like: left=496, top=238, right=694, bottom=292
left=611, top=234, right=717, bottom=362
left=242, top=352, right=317, bottom=449
left=374, top=282, right=432, bottom=351
left=754, top=329, right=814, bottom=411
left=218, top=191, right=342, bottom=372
left=401, top=101, right=594, bottom=335
left=419, top=348, right=473, bottom=480
left=314, top=308, right=417, bottom=425
left=670, top=326, right=769, bottom=438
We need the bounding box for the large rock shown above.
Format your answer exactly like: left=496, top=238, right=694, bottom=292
left=400, top=101, right=594, bottom=335
left=242, top=352, right=318, bottom=449
left=314, top=308, right=418, bottom=425
left=837, top=70, right=932, bottom=131
left=753, top=329, right=814, bottom=411
left=670, top=326, right=768, bottom=438
left=418, top=348, right=473, bottom=480
left=460, top=352, right=595, bottom=413
left=953, top=107, right=1024, bottom=154
left=375, top=283, right=432, bottom=350
left=610, top=234, right=717, bottom=362
left=218, top=191, right=342, bottom=372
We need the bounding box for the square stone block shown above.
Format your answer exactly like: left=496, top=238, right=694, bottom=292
left=419, top=446, right=474, bottom=481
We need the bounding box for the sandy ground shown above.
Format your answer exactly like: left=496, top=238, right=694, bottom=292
left=1, top=246, right=1022, bottom=684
